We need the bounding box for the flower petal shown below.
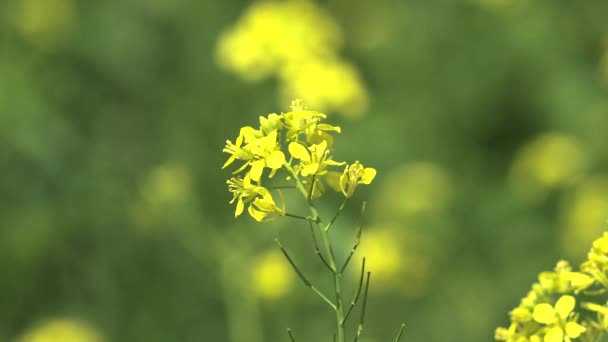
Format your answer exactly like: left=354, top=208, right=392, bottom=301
left=289, top=142, right=311, bottom=162
left=360, top=168, right=377, bottom=184
left=533, top=303, right=556, bottom=324
left=250, top=160, right=265, bottom=181
left=555, top=295, right=575, bottom=318
left=543, top=326, right=563, bottom=342
left=266, top=150, right=285, bottom=169
left=301, top=163, right=320, bottom=177
left=565, top=322, right=586, bottom=338
left=235, top=198, right=245, bottom=217
left=248, top=205, right=266, bottom=222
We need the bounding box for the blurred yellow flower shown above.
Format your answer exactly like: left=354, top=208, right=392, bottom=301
left=215, top=0, right=342, bottom=83
left=279, top=58, right=368, bottom=117
left=215, top=0, right=368, bottom=117
left=17, top=318, right=103, bottom=342
left=374, top=162, right=451, bottom=220
left=139, top=163, right=192, bottom=207
left=560, top=176, right=608, bottom=258
left=15, top=0, right=74, bottom=44
left=252, top=250, right=294, bottom=300
left=601, top=37, right=608, bottom=83
left=129, top=163, right=193, bottom=229
left=354, top=226, right=431, bottom=297
left=509, top=134, right=586, bottom=201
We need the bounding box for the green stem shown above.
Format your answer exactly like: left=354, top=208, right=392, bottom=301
left=284, top=163, right=346, bottom=342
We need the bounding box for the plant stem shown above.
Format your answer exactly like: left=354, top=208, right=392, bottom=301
left=284, top=163, right=347, bottom=342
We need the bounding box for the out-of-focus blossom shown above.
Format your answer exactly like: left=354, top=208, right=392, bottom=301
left=374, top=162, right=451, bottom=220
left=17, top=318, right=104, bottom=342
left=509, top=134, right=586, bottom=201
left=14, top=0, right=74, bottom=45
left=252, top=250, right=294, bottom=300
left=215, top=0, right=342, bottom=82
left=560, top=176, right=608, bottom=258
left=279, top=58, right=368, bottom=118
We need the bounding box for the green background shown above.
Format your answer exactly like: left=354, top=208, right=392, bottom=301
left=1, top=0, right=608, bottom=341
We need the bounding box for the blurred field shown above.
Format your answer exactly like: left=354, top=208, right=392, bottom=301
left=1, top=0, right=608, bottom=341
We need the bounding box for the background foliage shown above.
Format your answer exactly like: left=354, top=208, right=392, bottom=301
left=1, top=0, right=608, bottom=341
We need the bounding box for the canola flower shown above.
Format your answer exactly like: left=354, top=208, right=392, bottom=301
left=221, top=99, right=390, bottom=342
left=253, top=250, right=294, bottom=300
left=509, top=134, right=586, bottom=201
left=496, top=233, right=608, bottom=342
left=222, top=99, right=375, bottom=222
left=216, top=0, right=368, bottom=117
left=17, top=318, right=103, bottom=342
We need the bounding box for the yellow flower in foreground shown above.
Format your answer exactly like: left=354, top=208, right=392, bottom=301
left=339, top=161, right=376, bottom=198
left=253, top=250, right=294, bottom=299
left=533, top=295, right=586, bottom=342
left=223, top=128, right=286, bottom=181
left=227, top=174, right=285, bottom=221
left=289, top=140, right=344, bottom=177
left=18, top=319, right=103, bottom=342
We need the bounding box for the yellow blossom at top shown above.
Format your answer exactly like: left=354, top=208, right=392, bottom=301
left=509, top=134, right=586, bottom=201
left=14, top=0, right=74, bottom=45
left=215, top=0, right=342, bottom=82
left=17, top=318, right=104, bottom=342
left=252, top=250, right=294, bottom=299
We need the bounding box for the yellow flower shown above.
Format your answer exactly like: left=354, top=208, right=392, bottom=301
left=223, top=128, right=286, bottom=181
left=17, top=318, right=103, bottom=342
left=509, top=134, right=586, bottom=201
left=339, top=161, right=376, bottom=198
left=248, top=189, right=286, bottom=222
left=288, top=140, right=344, bottom=177
left=279, top=57, right=368, bottom=117
left=253, top=250, right=294, bottom=299
left=282, top=99, right=341, bottom=145
left=533, top=295, right=586, bottom=342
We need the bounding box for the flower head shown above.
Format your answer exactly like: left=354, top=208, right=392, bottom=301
left=339, top=161, right=377, bottom=198
left=533, top=295, right=586, bottom=342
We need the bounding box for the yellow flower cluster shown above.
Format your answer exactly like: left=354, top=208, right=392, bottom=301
left=216, top=0, right=368, bottom=117
left=17, top=318, right=104, bottom=342
left=495, top=232, right=608, bottom=342
left=222, top=99, right=376, bottom=222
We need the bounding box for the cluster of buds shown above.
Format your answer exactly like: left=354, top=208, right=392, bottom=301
left=222, top=100, right=376, bottom=222
left=496, top=233, right=608, bottom=342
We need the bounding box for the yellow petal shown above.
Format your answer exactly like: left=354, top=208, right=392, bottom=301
left=360, top=168, right=377, bottom=184
left=266, top=150, right=285, bottom=169
left=555, top=295, right=575, bottom=318
left=544, top=327, right=563, bottom=342
left=222, top=155, right=236, bottom=169
left=323, top=171, right=342, bottom=192
left=248, top=205, right=266, bottom=222
left=250, top=161, right=264, bottom=181
left=301, top=163, right=320, bottom=177
left=324, top=159, right=345, bottom=166
left=235, top=198, right=244, bottom=217
left=533, top=303, right=556, bottom=324
left=289, top=142, right=310, bottom=162
left=565, top=322, right=586, bottom=338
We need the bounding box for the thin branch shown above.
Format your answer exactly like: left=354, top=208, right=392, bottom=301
left=340, top=202, right=366, bottom=274
left=325, top=197, right=349, bottom=232
left=267, top=185, right=297, bottom=190
left=287, top=328, right=295, bottom=342
left=309, top=221, right=334, bottom=272
left=354, top=272, right=371, bottom=342
left=308, top=175, right=317, bottom=202
left=342, top=258, right=366, bottom=325
left=283, top=212, right=319, bottom=222
left=394, top=324, right=405, bottom=342
left=275, top=238, right=336, bottom=310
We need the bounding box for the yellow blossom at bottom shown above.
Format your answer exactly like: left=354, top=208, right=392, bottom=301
left=253, top=250, right=294, bottom=300
left=17, top=319, right=103, bottom=342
